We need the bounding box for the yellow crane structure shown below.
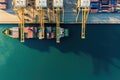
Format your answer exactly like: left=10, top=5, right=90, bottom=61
left=47, top=0, right=52, bottom=22
left=35, top=0, right=47, bottom=39
left=27, top=1, right=36, bottom=23
left=39, top=7, right=45, bottom=39
left=55, top=7, right=60, bottom=43
left=19, top=8, right=25, bottom=42
left=81, top=7, right=90, bottom=39
left=76, top=0, right=90, bottom=39
left=81, top=0, right=90, bottom=39
left=13, top=0, right=27, bottom=42
left=53, top=0, right=64, bottom=43
left=76, top=0, right=81, bottom=22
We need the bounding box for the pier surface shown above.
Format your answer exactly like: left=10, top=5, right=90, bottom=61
left=1, top=0, right=120, bottom=24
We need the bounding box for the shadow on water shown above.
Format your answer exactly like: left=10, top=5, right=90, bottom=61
left=22, top=24, right=120, bottom=75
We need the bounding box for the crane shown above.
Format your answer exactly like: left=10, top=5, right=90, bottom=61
left=81, top=0, right=90, bottom=39
left=56, top=7, right=60, bottom=43
left=53, top=0, right=64, bottom=43
left=13, top=0, right=27, bottom=42
left=81, top=7, right=90, bottom=39
left=76, top=0, right=90, bottom=39
left=35, top=0, right=47, bottom=39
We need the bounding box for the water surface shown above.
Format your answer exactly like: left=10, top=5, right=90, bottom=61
left=0, top=24, right=120, bottom=80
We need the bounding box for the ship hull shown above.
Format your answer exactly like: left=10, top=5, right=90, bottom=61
left=3, top=26, right=69, bottom=40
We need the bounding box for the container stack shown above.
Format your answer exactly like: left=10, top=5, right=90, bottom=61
left=100, top=0, right=115, bottom=12
left=90, top=0, right=100, bottom=13
left=0, top=0, right=7, bottom=10
left=116, top=0, right=120, bottom=13
left=100, top=0, right=111, bottom=12
left=90, top=0, right=119, bottom=13
left=110, top=0, right=116, bottom=12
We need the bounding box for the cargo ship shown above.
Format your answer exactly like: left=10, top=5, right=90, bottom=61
left=3, top=26, right=69, bottom=40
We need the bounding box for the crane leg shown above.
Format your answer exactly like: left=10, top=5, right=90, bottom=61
left=62, top=8, right=64, bottom=22
left=81, top=8, right=89, bottom=39
left=47, top=8, right=51, bottom=22
left=39, top=8, right=45, bottom=39
left=76, top=7, right=80, bottom=22
left=20, top=8, right=25, bottom=42
left=42, top=8, right=45, bottom=38
left=56, top=8, right=60, bottom=43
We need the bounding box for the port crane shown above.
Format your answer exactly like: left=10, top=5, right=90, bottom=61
left=13, top=0, right=27, bottom=42
left=35, top=0, right=47, bottom=39
left=76, top=0, right=90, bottom=39
left=53, top=0, right=64, bottom=43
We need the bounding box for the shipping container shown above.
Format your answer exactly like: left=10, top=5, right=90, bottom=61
left=101, top=6, right=110, bottom=12
left=101, top=0, right=109, bottom=5
left=111, top=0, right=116, bottom=4
left=90, top=9, right=98, bottom=13
left=116, top=4, right=120, bottom=13
left=0, top=0, right=6, bottom=2
left=91, top=2, right=99, bottom=9
left=0, top=4, right=6, bottom=9
left=91, top=0, right=99, bottom=2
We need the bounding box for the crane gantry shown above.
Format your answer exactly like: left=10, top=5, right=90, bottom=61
left=13, top=0, right=27, bottom=42
left=53, top=0, right=64, bottom=43
left=76, top=0, right=90, bottom=39
left=35, top=0, right=47, bottom=39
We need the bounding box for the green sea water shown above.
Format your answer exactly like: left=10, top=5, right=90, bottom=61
left=0, top=24, right=120, bottom=80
